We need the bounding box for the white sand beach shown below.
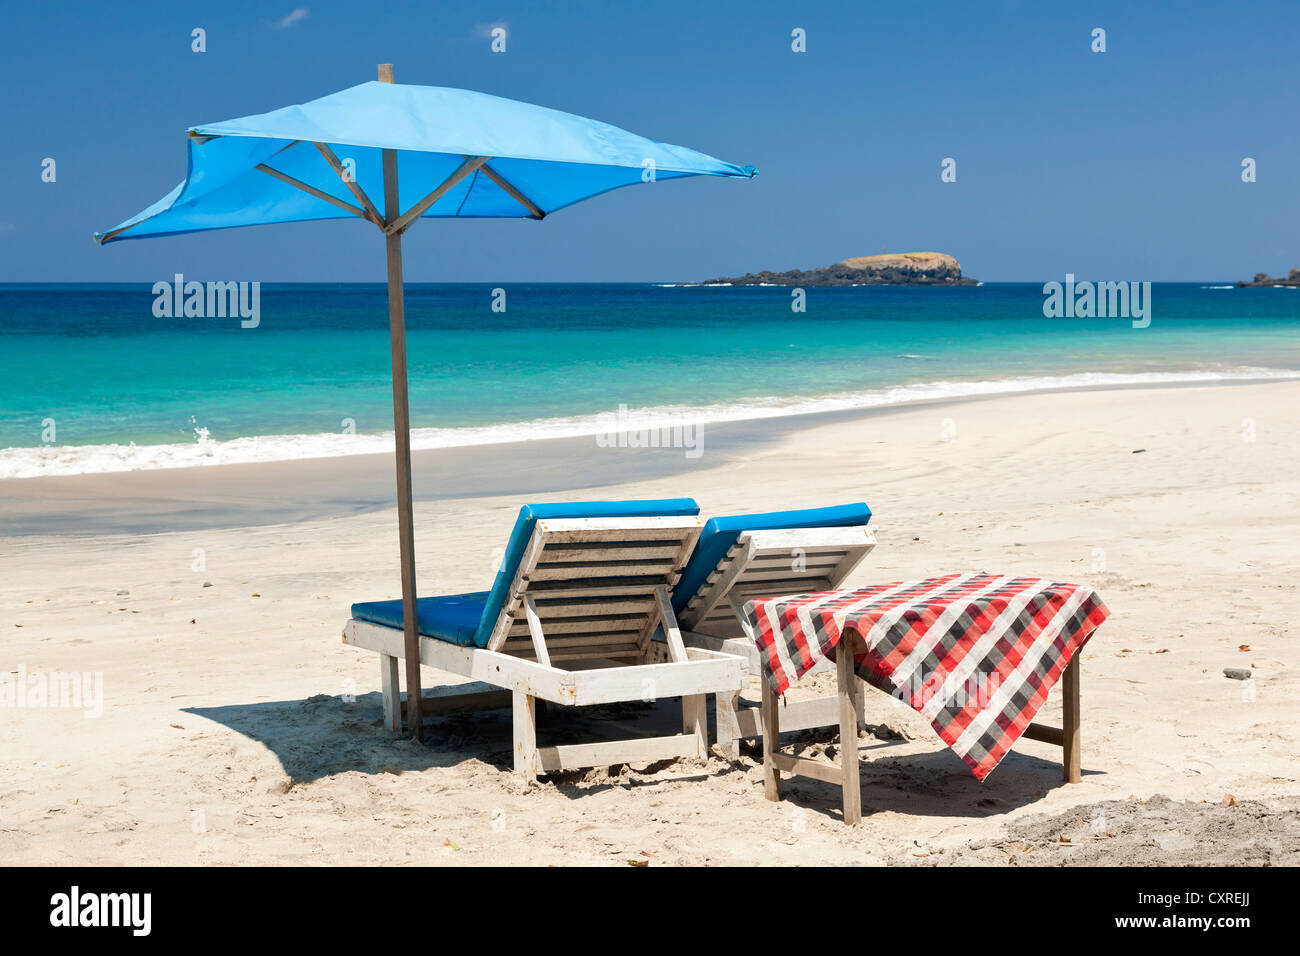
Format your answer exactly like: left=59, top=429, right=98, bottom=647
left=3, top=381, right=1298, bottom=866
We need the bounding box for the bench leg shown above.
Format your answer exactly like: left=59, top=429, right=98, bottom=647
left=715, top=689, right=741, bottom=758
left=379, top=653, right=401, bottom=733
left=837, top=638, right=863, bottom=825
left=1062, top=653, right=1081, bottom=783
left=682, top=693, right=707, bottom=759
left=513, top=690, right=537, bottom=782
left=761, top=678, right=781, bottom=801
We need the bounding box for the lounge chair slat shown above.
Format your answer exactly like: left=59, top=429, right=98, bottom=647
left=741, top=527, right=875, bottom=550
left=539, top=544, right=684, bottom=560
left=743, top=541, right=863, bottom=556
left=746, top=555, right=848, bottom=570
left=525, top=580, right=669, bottom=596
left=539, top=527, right=698, bottom=543
left=531, top=597, right=654, bottom=616
left=719, top=568, right=838, bottom=585
left=503, top=631, right=643, bottom=649
left=533, top=556, right=676, bottom=568
left=508, top=615, right=644, bottom=636
left=537, top=515, right=702, bottom=533
left=526, top=560, right=675, bottom=581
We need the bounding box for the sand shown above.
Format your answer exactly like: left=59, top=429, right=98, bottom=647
left=2, top=381, right=1298, bottom=865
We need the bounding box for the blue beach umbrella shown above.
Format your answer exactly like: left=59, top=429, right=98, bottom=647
left=96, top=65, right=756, bottom=737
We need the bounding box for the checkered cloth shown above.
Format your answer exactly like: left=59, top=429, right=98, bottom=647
left=742, top=573, right=1109, bottom=780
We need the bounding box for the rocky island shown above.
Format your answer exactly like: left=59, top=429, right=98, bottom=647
left=1236, top=268, right=1300, bottom=288
left=701, top=252, right=979, bottom=286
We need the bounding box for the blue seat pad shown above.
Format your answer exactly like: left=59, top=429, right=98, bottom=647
left=351, top=592, right=490, bottom=646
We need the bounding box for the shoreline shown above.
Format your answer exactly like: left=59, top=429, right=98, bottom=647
left=4, top=376, right=1296, bottom=537
left=4, top=367, right=1298, bottom=485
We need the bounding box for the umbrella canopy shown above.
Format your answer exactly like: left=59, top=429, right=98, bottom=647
left=96, top=66, right=755, bottom=739
left=95, top=80, right=755, bottom=243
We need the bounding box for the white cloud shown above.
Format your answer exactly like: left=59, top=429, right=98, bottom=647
left=272, top=7, right=310, bottom=29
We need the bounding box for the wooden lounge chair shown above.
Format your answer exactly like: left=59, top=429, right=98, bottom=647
left=342, top=499, right=745, bottom=780
left=664, top=504, right=877, bottom=754
left=668, top=505, right=1085, bottom=811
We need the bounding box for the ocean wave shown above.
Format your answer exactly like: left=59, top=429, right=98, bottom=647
left=3, top=367, right=1298, bottom=479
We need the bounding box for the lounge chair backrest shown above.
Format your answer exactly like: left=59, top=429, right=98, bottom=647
left=675, top=504, right=875, bottom=637
left=480, top=502, right=704, bottom=664
left=474, top=499, right=698, bottom=646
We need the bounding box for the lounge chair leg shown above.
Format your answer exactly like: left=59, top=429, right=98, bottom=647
left=379, top=653, right=401, bottom=733
left=852, top=674, right=866, bottom=735
left=837, top=635, right=863, bottom=825
left=513, top=689, right=537, bottom=782
left=761, top=678, right=781, bottom=801
left=715, top=690, right=741, bottom=758
left=682, top=694, right=707, bottom=759
left=1062, top=653, right=1081, bottom=784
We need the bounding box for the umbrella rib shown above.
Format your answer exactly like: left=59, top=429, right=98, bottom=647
left=254, top=162, right=372, bottom=221
left=480, top=163, right=546, bottom=219
left=383, top=156, right=490, bottom=235
left=312, top=142, right=384, bottom=227
left=267, top=139, right=303, bottom=159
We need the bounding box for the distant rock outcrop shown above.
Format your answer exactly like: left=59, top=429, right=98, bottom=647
left=1236, top=268, right=1300, bottom=288
left=702, top=252, right=978, bottom=286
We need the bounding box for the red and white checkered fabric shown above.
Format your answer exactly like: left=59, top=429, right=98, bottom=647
left=743, top=573, right=1109, bottom=781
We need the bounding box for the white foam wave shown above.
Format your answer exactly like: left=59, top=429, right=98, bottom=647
left=4, top=367, right=1297, bottom=479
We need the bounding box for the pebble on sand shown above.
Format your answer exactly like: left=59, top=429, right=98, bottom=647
left=1223, top=667, right=1253, bottom=680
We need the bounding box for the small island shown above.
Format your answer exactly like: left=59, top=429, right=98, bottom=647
left=1236, top=268, right=1300, bottom=288
left=701, top=252, right=979, bottom=286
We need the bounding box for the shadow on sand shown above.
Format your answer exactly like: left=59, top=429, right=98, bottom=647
left=186, top=691, right=1098, bottom=820
left=185, top=691, right=724, bottom=785
left=756, top=729, right=1104, bottom=823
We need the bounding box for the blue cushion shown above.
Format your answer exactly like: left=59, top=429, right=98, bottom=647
left=351, top=591, right=490, bottom=647
left=472, top=498, right=699, bottom=647
left=672, top=503, right=872, bottom=613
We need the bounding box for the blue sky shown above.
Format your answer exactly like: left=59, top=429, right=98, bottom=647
left=1, top=0, right=1296, bottom=282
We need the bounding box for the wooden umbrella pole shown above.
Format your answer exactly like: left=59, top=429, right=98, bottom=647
left=378, top=62, right=424, bottom=739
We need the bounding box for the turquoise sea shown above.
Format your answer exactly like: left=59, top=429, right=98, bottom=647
left=2, top=282, right=1298, bottom=478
